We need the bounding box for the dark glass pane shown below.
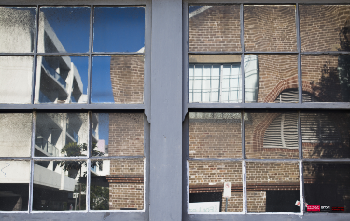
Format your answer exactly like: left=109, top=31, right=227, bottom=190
left=93, top=7, right=145, bottom=53
left=189, top=112, right=242, bottom=159
left=189, top=161, right=243, bottom=212
left=91, top=159, right=144, bottom=210
left=35, top=56, right=88, bottom=104
left=245, top=111, right=299, bottom=159
left=0, top=113, right=32, bottom=157
left=244, top=55, right=298, bottom=103
left=92, top=113, right=144, bottom=157
left=304, top=163, right=350, bottom=213
left=244, top=5, right=297, bottom=52
left=0, top=56, right=33, bottom=104
left=35, top=113, right=88, bottom=157
left=246, top=162, right=300, bottom=212
left=0, top=7, right=36, bottom=53
left=301, top=55, right=350, bottom=102
left=33, top=160, right=87, bottom=211
left=0, top=161, right=30, bottom=211
left=300, top=5, right=350, bottom=52
left=301, top=111, right=350, bottom=158
left=92, top=55, right=144, bottom=104
left=38, top=7, right=90, bottom=53
left=189, top=5, right=241, bottom=52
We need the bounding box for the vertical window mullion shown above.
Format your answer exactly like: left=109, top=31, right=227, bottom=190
left=241, top=3, right=245, bottom=104
left=29, top=111, right=37, bottom=212
left=219, top=64, right=223, bottom=102
left=88, top=5, right=93, bottom=104
left=296, top=3, right=302, bottom=104
left=31, top=5, right=40, bottom=104
left=86, top=111, right=92, bottom=211
left=242, top=110, right=247, bottom=213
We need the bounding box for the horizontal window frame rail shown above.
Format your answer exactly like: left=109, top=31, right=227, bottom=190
left=0, top=104, right=146, bottom=110
left=0, top=156, right=146, bottom=161
left=188, top=103, right=350, bottom=109
left=188, top=158, right=350, bottom=162
left=0, top=53, right=145, bottom=56
left=0, top=1, right=147, bottom=6
left=187, top=0, right=350, bottom=4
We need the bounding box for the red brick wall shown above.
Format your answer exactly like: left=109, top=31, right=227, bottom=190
left=108, top=159, right=144, bottom=210
left=110, top=55, right=144, bottom=104
left=300, top=5, right=350, bottom=52
left=189, top=5, right=241, bottom=52
left=244, top=5, right=297, bottom=52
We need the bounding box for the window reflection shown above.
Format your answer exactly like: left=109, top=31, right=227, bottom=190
left=35, top=56, right=88, bottom=104
left=0, top=161, right=30, bottom=211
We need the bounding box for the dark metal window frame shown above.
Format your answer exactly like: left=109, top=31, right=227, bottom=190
left=0, top=0, right=152, bottom=220
left=183, top=1, right=350, bottom=221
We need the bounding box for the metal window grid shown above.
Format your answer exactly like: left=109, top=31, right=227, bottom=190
left=184, top=1, right=350, bottom=221
left=0, top=1, right=151, bottom=220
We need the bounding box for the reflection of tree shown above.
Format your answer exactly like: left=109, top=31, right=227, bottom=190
left=60, top=142, right=104, bottom=210
left=91, top=185, right=109, bottom=210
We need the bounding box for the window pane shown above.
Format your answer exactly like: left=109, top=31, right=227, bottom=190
left=92, top=55, right=144, bottom=104
left=35, top=113, right=88, bottom=157
left=0, top=7, right=36, bottom=53
left=38, top=7, right=90, bottom=53
left=244, top=5, right=297, bottom=52
left=304, top=163, right=350, bottom=213
left=0, top=160, right=30, bottom=211
left=92, top=113, right=144, bottom=157
left=93, top=7, right=145, bottom=53
left=33, top=160, right=87, bottom=211
left=246, top=162, right=300, bottom=212
left=35, top=56, right=88, bottom=104
left=91, top=159, right=144, bottom=210
left=189, top=55, right=242, bottom=103
left=0, top=113, right=32, bottom=157
left=189, top=5, right=241, bottom=52
left=0, top=56, right=33, bottom=104
left=244, top=55, right=299, bottom=103
left=189, top=161, right=243, bottom=212
left=189, top=112, right=242, bottom=159
left=301, top=111, right=350, bottom=159
left=245, top=111, right=299, bottom=159
left=301, top=55, right=350, bottom=102
left=300, top=5, right=350, bottom=52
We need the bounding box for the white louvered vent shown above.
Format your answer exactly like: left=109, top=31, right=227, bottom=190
left=263, top=113, right=299, bottom=149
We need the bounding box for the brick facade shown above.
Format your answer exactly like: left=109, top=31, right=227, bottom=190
left=110, top=55, right=144, bottom=104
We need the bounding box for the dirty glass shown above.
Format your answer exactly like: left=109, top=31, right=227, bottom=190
left=300, top=5, right=350, bottom=52
left=244, top=5, right=297, bottom=52
left=189, top=5, right=241, bottom=52
left=35, top=113, right=88, bottom=157
left=303, top=163, right=350, bottom=213
left=301, top=111, right=350, bottom=158
left=244, top=55, right=299, bottom=103
left=245, top=111, right=299, bottom=159
left=0, top=160, right=30, bottom=211
left=38, top=7, right=90, bottom=53
left=301, top=55, right=350, bottom=102
left=189, top=112, right=242, bottom=159
left=189, top=161, right=243, bottom=212
left=90, top=159, right=144, bottom=210
left=0, top=7, right=36, bottom=53
left=91, top=113, right=144, bottom=157
left=33, top=160, right=87, bottom=211
left=92, top=55, right=144, bottom=104
left=0, top=113, right=32, bottom=157
left=34, top=56, right=88, bottom=104
left=0, top=56, right=33, bottom=104
left=93, top=7, right=145, bottom=53
left=246, top=162, right=300, bottom=212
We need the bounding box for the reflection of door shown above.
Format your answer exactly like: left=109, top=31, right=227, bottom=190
left=266, top=190, right=300, bottom=212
